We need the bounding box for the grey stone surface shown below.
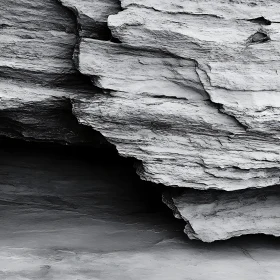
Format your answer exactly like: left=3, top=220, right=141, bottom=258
left=1, top=0, right=280, bottom=242
left=72, top=0, right=280, bottom=191
left=0, top=0, right=103, bottom=144
left=164, top=187, right=280, bottom=242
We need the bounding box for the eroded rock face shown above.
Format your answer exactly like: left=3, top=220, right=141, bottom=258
left=0, top=0, right=109, bottom=144
left=1, top=0, right=280, bottom=242
left=1, top=0, right=76, bottom=83
left=72, top=0, right=280, bottom=192
left=2, top=142, right=280, bottom=279
left=69, top=0, right=280, bottom=241
left=164, top=187, right=280, bottom=242
left=58, top=0, right=121, bottom=39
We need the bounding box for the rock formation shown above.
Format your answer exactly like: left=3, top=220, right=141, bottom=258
left=164, top=187, right=280, bottom=242
left=1, top=0, right=106, bottom=144
left=1, top=0, right=280, bottom=242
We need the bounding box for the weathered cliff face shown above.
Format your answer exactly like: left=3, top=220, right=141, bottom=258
left=1, top=0, right=280, bottom=242
left=71, top=0, right=280, bottom=191
left=0, top=0, right=106, bottom=144
left=58, top=0, right=121, bottom=39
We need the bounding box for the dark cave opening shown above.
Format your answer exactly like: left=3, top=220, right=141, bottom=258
left=0, top=0, right=184, bottom=241
left=0, top=137, right=184, bottom=224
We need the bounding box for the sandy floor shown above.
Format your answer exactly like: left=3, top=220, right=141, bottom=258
left=0, top=144, right=279, bottom=280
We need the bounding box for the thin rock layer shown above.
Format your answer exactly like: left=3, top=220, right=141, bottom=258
left=164, top=187, right=280, bottom=242
left=72, top=0, right=280, bottom=191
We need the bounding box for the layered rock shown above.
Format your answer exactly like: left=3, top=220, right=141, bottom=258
left=0, top=0, right=110, bottom=144
left=72, top=1, right=280, bottom=192
left=164, top=187, right=280, bottom=242
left=69, top=0, right=280, bottom=241
left=57, top=0, right=121, bottom=39
left=1, top=0, right=76, bottom=83
left=2, top=0, right=280, bottom=242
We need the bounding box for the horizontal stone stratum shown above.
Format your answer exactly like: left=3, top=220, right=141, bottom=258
left=1, top=0, right=280, bottom=241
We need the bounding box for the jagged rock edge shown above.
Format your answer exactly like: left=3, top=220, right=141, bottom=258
left=162, top=191, right=199, bottom=241
left=54, top=0, right=150, bottom=178
left=58, top=1, right=254, bottom=190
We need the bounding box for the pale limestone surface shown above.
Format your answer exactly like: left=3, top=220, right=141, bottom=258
left=107, top=0, right=280, bottom=135
left=120, top=0, right=280, bottom=21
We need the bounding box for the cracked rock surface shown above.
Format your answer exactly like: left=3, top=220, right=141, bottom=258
left=1, top=0, right=280, bottom=243
left=72, top=0, right=280, bottom=192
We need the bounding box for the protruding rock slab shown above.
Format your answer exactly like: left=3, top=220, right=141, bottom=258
left=73, top=91, right=280, bottom=191
left=2, top=0, right=280, bottom=243
left=74, top=0, right=280, bottom=191
left=164, top=187, right=280, bottom=242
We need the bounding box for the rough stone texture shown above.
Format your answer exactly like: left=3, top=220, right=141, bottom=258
left=0, top=79, right=102, bottom=143
left=164, top=187, right=280, bottom=242
left=69, top=0, right=280, bottom=241
left=2, top=0, right=280, bottom=242
left=1, top=0, right=76, bottom=83
left=72, top=0, right=280, bottom=192
left=0, top=0, right=108, bottom=144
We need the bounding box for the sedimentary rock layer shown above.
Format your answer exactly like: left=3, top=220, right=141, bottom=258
left=164, top=186, right=280, bottom=242
left=68, top=0, right=280, bottom=240
left=2, top=142, right=280, bottom=279
left=71, top=0, right=280, bottom=191
left=2, top=0, right=280, bottom=242
left=58, top=0, right=121, bottom=39
left=0, top=78, right=103, bottom=143
left=0, top=0, right=109, bottom=144
left=3, top=0, right=280, bottom=191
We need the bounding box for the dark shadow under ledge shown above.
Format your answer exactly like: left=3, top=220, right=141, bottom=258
left=0, top=138, right=280, bottom=279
